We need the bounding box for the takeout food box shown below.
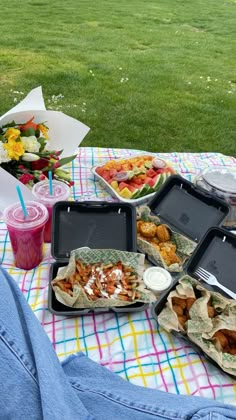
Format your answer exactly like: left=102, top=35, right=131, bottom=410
left=152, top=227, right=236, bottom=377
left=136, top=175, right=230, bottom=272
left=48, top=201, right=149, bottom=315
left=91, top=154, right=177, bottom=205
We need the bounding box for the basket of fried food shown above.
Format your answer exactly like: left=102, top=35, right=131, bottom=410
left=51, top=248, right=152, bottom=309
left=157, top=275, right=236, bottom=377
left=136, top=206, right=196, bottom=272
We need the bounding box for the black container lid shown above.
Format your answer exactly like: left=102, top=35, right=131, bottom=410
left=148, top=175, right=230, bottom=242
left=51, top=201, right=137, bottom=260
left=186, top=227, right=236, bottom=295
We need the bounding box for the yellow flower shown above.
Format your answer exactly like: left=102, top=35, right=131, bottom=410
left=5, top=128, right=21, bottom=142
left=38, top=124, right=49, bottom=140
left=3, top=139, right=25, bottom=160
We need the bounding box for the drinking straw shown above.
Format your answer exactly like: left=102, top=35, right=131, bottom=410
left=16, top=185, right=28, bottom=218
left=48, top=171, right=53, bottom=195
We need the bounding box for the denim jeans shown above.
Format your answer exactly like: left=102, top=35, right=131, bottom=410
left=0, top=266, right=236, bottom=420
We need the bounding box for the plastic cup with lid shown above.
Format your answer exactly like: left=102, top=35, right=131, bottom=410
left=32, top=180, right=71, bottom=242
left=143, top=266, right=173, bottom=296
left=3, top=201, right=49, bottom=270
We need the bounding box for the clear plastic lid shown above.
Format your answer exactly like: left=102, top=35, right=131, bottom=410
left=3, top=201, right=49, bottom=230
left=32, top=180, right=71, bottom=205
left=201, top=166, right=236, bottom=195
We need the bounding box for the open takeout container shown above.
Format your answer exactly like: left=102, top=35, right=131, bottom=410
left=151, top=227, right=236, bottom=376
left=137, top=175, right=230, bottom=271
left=48, top=201, right=149, bottom=316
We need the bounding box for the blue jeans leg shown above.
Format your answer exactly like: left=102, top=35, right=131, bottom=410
left=0, top=266, right=236, bottom=420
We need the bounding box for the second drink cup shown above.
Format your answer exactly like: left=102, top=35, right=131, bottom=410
left=32, top=180, right=71, bottom=242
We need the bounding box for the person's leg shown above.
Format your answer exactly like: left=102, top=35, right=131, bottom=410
left=63, top=353, right=236, bottom=420
left=0, top=266, right=91, bottom=420
left=0, top=265, right=236, bottom=420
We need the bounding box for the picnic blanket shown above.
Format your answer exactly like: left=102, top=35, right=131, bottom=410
left=1, top=147, right=236, bottom=405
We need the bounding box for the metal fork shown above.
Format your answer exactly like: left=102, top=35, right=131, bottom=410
left=195, top=267, right=236, bottom=300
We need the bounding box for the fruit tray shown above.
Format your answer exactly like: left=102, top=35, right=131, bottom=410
left=92, top=155, right=176, bottom=205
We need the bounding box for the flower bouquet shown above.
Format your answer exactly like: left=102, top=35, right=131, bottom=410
left=0, top=117, right=76, bottom=187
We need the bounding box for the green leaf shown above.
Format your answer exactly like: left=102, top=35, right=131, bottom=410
left=57, top=154, right=77, bottom=167
left=21, top=127, right=36, bottom=137
left=37, top=137, right=47, bottom=152
left=1, top=120, right=17, bottom=128
left=35, top=128, right=40, bottom=138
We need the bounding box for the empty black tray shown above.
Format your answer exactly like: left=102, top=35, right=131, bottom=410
left=148, top=175, right=230, bottom=243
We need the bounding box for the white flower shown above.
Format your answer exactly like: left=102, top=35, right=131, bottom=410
left=0, top=142, right=11, bottom=164
left=21, top=153, right=40, bottom=162
left=21, top=136, right=40, bottom=153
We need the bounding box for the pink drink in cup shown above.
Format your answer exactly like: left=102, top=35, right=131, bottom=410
left=3, top=201, right=48, bottom=270
left=32, top=180, right=71, bottom=242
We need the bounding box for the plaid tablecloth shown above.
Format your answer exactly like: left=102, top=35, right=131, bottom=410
left=1, top=147, right=236, bottom=405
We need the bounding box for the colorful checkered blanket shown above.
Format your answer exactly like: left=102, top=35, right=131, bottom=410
left=1, top=147, right=236, bottom=405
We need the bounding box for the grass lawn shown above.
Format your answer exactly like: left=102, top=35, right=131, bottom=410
left=0, top=0, right=235, bottom=155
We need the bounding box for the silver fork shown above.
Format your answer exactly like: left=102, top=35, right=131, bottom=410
left=195, top=267, right=236, bottom=300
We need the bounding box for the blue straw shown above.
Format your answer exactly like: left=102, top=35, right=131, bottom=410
left=48, top=171, right=53, bottom=195
left=16, top=185, right=28, bottom=218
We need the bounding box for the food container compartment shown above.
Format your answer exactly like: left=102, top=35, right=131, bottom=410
left=137, top=175, right=230, bottom=271
left=195, top=166, right=236, bottom=228
left=49, top=261, right=148, bottom=316
left=186, top=227, right=236, bottom=297
left=151, top=227, right=236, bottom=376
left=91, top=154, right=176, bottom=206
left=48, top=201, right=149, bottom=315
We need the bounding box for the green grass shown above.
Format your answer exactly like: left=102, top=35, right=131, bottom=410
left=0, top=0, right=235, bottom=155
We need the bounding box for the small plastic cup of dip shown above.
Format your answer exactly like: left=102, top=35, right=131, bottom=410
left=143, top=267, right=172, bottom=296
left=32, top=180, right=71, bottom=243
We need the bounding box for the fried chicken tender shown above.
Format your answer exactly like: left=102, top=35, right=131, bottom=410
left=139, top=222, right=157, bottom=238
left=178, top=315, right=188, bottom=328
left=159, top=241, right=176, bottom=253
left=221, top=329, right=236, bottom=344
left=156, top=224, right=170, bottom=242
left=137, top=220, right=144, bottom=233
left=159, top=250, right=172, bottom=266
left=213, top=331, right=229, bottom=352
left=150, top=242, right=160, bottom=252
left=213, top=329, right=236, bottom=355
left=172, top=304, right=184, bottom=316
left=168, top=250, right=181, bottom=265
left=207, top=304, right=215, bottom=318
left=150, top=236, right=160, bottom=245
left=186, top=298, right=196, bottom=310
left=172, top=297, right=187, bottom=309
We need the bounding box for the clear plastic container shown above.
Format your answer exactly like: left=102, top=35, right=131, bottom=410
left=143, top=267, right=172, bottom=297
left=195, top=166, right=236, bottom=228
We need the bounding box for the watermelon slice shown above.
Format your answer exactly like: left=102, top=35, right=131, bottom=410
left=153, top=174, right=164, bottom=191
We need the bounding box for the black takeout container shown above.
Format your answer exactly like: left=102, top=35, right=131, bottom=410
left=48, top=201, right=149, bottom=316
left=151, top=226, right=236, bottom=374
left=139, top=175, right=230, bottom=268
left=148, top=175, right=230, bottom=243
